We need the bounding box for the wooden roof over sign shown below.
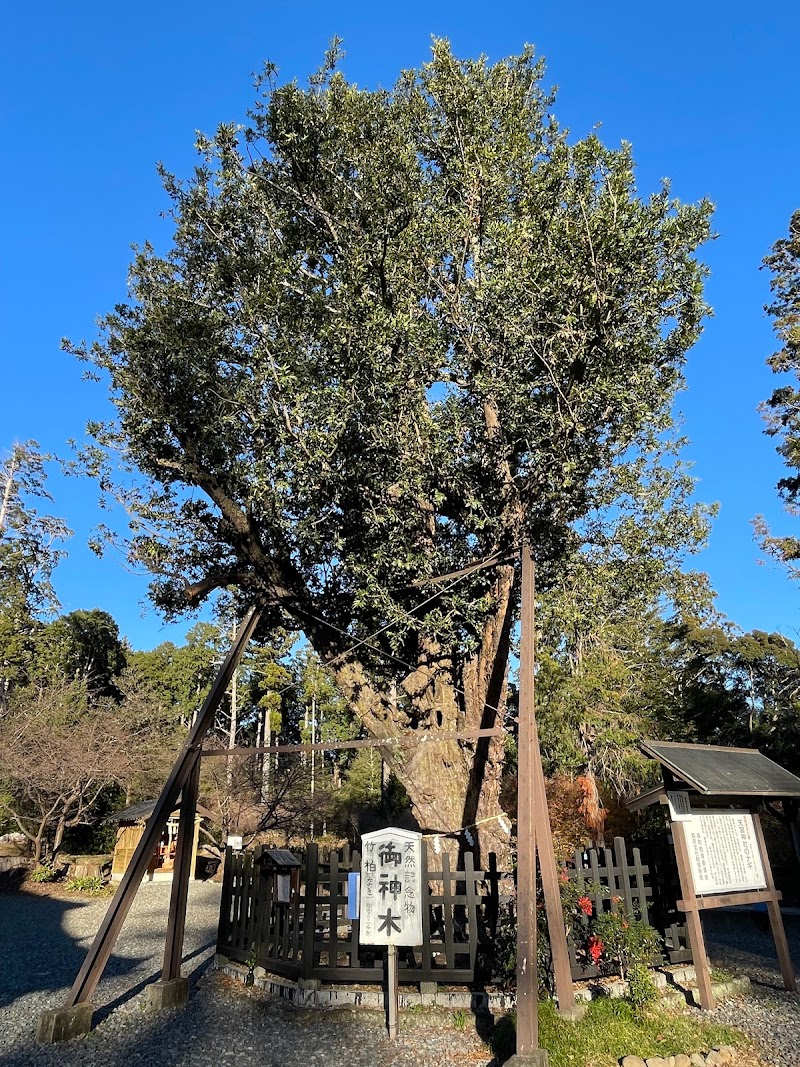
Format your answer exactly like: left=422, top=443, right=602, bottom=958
left=640, top=740, right=800, bottom=798
left=104, top=799, right=215, bottom=824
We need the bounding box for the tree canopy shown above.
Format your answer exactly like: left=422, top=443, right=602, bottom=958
left=70, top=42, right=714, bottom=859
left=756, top=210, right=800, bottom=571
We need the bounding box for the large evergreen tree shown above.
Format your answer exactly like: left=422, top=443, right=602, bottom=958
left=756, top=210, right=800, bottom=571
left=70, top=43, right=713, bottom=861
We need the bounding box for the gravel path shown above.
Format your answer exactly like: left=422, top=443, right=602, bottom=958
left=0, top=883, right=490, bottom=1067
left=2, top=885, right=799, bottom=1066
left=704, top=911, right=800, bottom=1067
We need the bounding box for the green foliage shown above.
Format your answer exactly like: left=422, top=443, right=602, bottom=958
left=0, top=442, right=71, bottom=699
left=662, top=617, right=800, bottom=774
left=451, top=1009, right=467, bottom=1032
left=126, top=621, right=224, bottom=727
left=756, top=210, right=800, bottom=572
left=67, top=42, right=713, bottom=847
left=592, top=911, right=662, bottom=981
left=32, top=609, right=126, bottom=698
left=626, top=961, right=658, bottom=1015
left=65, top=874, right=109, bottom=895
left=70, top=41, right=712, bottom=625
left=29, top=863, right=57, bottom=883
left=490, top=999, right=744, bottom=1067
left=489, top=907, right=518, bottom=990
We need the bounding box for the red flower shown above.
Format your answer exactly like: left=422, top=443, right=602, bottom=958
left=577, top=895, right=593, bottom=917
left=587, top=935, right=604, bottom=965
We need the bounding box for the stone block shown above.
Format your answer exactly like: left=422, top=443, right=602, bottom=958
left=673, top=1056, right=692, bottom=1067
left=144, top=977, right=189, bottom=1012
left=556, top=1002, right=587, bottom=1022
left=690, top=1055, right=706, bottom=1066
left=419, top=981, right=438, bottom=995
left=298, top=978, right=321, bottom=990
left=36, top=1003, right=94, bottom=1044
left=620, top=1056, right=647, bottom=1067
left=504, top=1053, right=550, bottom=1067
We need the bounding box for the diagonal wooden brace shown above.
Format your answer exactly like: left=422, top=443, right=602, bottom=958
left=59, top=606, right=261, bottom=1013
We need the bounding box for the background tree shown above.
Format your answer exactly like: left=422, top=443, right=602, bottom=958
left=0, top=442, right=70, bottom=704
left=32, top=608, right=126, bottom=699
left=70, top=42, right=713, bottom=862
left=126, top=621, right=223, bottom=727
left=755, top=209, right=800, bottom=570
left=535, top=448, right=716, bottom=836
left=0, top=680, right=152, bottom=863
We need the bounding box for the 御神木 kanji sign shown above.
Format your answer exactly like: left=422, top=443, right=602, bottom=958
left=359, top=827, right=423, bottom=947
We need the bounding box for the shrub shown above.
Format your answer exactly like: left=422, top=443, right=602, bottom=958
left=30, top=863, right=57, bottom=883
left=592, top=910, right=662, bottom=981
left=627, top=961, right=658, bottom=1015
left=65, top=875, right=108, bottom=895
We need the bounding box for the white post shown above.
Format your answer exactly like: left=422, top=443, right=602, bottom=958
left=387, top=943, right=398, bottom=1039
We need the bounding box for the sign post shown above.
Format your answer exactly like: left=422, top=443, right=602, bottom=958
left=670, top=804, right=796, bottom=1008
left=359, top=827, right=424, bottom=1038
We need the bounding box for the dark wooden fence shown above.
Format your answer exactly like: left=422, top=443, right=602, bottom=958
left=217, top=835, right=691, bottom=987
left=560, top=836, right=691, bottom=979
left=217, top=841, right=494, bottom=984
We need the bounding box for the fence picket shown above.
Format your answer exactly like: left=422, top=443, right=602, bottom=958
left=215, top=834, right=685, bottom=987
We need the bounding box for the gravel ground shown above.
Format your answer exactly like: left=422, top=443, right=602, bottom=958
left=1, top=884, right=799, bottom=1067
left=704, top=911, right=800, bottom=1067
left=0, top=882, right=490, bottom=1067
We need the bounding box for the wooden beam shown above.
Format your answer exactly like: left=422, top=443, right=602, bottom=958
left=678, top=888, right=782, bottom=912
left=60, top=606, right=262, bottom=1010
left=202, top=727, right=506, bottom=758
left=752, top=812, right=797, bottom=993
left=515, top=542, right=540, bottom=1054
left=162, top=751, right=201, bottom=981
left=526, top=559, right=574, bottom=1017
left=671, top=818, right=715, bottom=1009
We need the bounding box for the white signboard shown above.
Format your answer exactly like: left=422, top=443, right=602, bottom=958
left=359, top=827, right=423, bottom=946
left=685, top=810, right=767, bottom=895
left=667, top=790, right=693, bottom=822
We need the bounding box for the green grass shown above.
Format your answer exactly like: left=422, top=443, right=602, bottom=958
left=489, top=999, right=745, bottom=1067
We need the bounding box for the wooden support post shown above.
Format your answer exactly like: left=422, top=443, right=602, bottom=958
left=752, top=813, right=797, bottom=993
left=671, top=819, right=714, bottom=1009
left=387, top=943, right=398, bottom=1039
left=57, top=607, right=261, bottom=1015
left=528, top=673, right=576, bottom=1016
left=162, top=751, right=201, bottom=982
left=515, top=542, right=541, bottom=1056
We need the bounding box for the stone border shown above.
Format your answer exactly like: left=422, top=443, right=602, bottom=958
left=214, top=956, right=749, bottom=1012
left=621, top=1046, right=737, bottom=1067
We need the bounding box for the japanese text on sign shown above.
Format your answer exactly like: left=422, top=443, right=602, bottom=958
left=684, top=810, right=767, bottom=894
left=359, top=827, right=423, bottom=946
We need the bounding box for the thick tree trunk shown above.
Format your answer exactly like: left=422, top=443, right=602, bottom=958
left=331, top=562, right=516, bottom=870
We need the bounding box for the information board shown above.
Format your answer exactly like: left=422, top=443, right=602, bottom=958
left=359, top=827, right=423, bottom=946
left=684, top=810, right=766, bottom=894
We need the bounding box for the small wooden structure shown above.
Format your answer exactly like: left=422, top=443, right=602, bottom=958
left=629, top=740, right=800, bottom=1008
left=106, top=800, right=213, bottom=882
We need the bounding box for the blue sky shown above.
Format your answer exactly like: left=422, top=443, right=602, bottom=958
left=1, top=2, right=798, bottom=650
